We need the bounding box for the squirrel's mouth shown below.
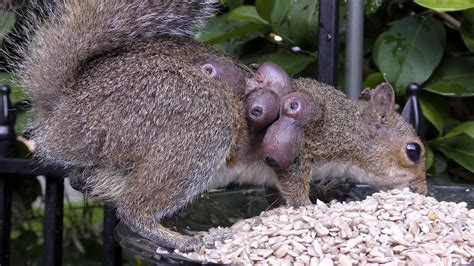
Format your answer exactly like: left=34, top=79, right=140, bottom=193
left=409, top=178, right=428, bottom=195
left=311, top=161, right=428, bottom=194
left=311, top=161, right=372, bottom=186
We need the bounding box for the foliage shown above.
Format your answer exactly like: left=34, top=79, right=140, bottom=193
left=373, top=16, right=446, bottom=94
left=414, top=0, right=474, bottom=12
left=0, top=10, right=15, bottom=45
left=201, top=0, right=473, bottom=182
left=10, top=199, right=106, bottom=265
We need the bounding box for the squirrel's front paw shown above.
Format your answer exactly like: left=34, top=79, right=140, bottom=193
left=193, top=227, right=233, bottom=250
left=198, top=227, right=233, bottom=249
left=286, top=196, right=312, bottom=207
left=310, top=177, right=353, bottom=202
left=178, top=228, right=233, bottom=252
left=178, top=237, right=203, bottom=253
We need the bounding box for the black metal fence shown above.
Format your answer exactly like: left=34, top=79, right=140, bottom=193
left=0, top=1, right=423, bottom=265
left=0, top=86, right=122, bottom=266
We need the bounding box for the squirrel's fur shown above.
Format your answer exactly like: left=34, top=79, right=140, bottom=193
left=17, top=0, right=217, bottom=114
left=15, top=0, right=427, bottom=251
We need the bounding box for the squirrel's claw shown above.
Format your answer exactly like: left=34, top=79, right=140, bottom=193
left=179, top=228, right=233, bottom=252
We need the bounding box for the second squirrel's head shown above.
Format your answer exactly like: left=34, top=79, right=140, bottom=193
left=298, top=81, right=427, bottom=194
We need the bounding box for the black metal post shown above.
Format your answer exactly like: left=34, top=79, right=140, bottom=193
left=43, top=176, right=64, bottom=266
left=344, top=0, right=364, bottom=99
left=0, top=176, right=11, bottom=266
left=0, top=85, right=15, bottom=266
left=102, top=205, right=122, bottom=266
left=317, top=0, right=339, bottom=86
left=0, top=85, right=15, bottom=157
left=401, top=83, right=425, bottom=139
left=0, top=158, right=70, bottom=176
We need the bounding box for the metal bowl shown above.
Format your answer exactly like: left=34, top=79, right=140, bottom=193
left=115, top=183, right=474, bottom=265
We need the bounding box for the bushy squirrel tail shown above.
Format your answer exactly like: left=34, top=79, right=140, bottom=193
left=17, top=0, right=217, bottom=114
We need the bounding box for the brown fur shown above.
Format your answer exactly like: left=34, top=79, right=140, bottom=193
left=295, top=79, right=426, bottom=194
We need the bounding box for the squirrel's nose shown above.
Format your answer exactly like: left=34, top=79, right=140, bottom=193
left=409, top=178, right=428, bottom=195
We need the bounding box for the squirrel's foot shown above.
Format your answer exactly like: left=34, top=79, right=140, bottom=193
left=177, top=227, right=233, bottom=252
left=184, top=227, right=233, bottom=252
left=310, top=177, right=353, bottom=202
left=287, top=197, right=312, bottom=208
left=199, top=227, right=233, bottom=248
left=177, top=237, right=204, bottom=253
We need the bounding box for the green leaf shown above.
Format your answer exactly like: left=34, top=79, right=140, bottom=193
left=287, top=0, right=319, bottom=50
left=221, top=0, right=243, bottom=10
left=228, top=6, right=269, bottom=25
left=242, top=51, right=316, bottom=76
left=255, top=0, right=273, bottom=22
left=429, top=121, right=474, bottom=173
left=271, top=0, right=291, bottom=28
left=198, top=14, right=269, bottom=45
left=255, top=0, right=291, bottom=28
left=419, top=92, right=454, bottom=136
left=365, top=0, right=384, bottom=16
left=429, top=151, right=448, bottom=176
left=461, top=9, right=474, bottom=52
left=16, top=139, right=31, bottom=158
left=209, top=23, right=269, bottom=44
left=443, top=121, right=474, bottom=139
left=428, top=172, right=454, bottom=184
left=0, top=73, right=33, bottom=135
left=0, top=72, right=24, bottom=104
left=433, top=135, right=474, bottom=172
left=425, top=143, right=434, bottom=170
left=423, top=56, right=474, bottom=97
left=414, top=0, right=474, bottom=11
left=363, top=72, right=385, bottom=89
left=15, top=110, right=35, bottom=136
left=0, top=11, right=15, bottom=44
left=373, top=16, right=446, bottom=95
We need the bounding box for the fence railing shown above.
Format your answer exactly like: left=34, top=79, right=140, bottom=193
left=0, top=86, right=122, bottom=265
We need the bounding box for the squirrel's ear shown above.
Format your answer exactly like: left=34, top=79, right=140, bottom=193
left=363, top=83, right=395, bottom=127
left=358, top=88, right=372, bottom=101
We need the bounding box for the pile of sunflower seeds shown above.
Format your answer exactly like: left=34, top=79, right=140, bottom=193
left=176, top=188, right=473, bottom=265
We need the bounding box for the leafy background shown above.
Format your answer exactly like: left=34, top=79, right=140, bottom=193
left=0, top=0, right=473, bottom=264
left=197, top=0, right=474, bottom=182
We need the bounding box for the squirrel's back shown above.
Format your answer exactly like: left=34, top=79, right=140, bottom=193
left=16, top=0, right=218, bottom=114
left=39, top=37, right=243, bottom=166
left=14, top=0, right=250, bottom=169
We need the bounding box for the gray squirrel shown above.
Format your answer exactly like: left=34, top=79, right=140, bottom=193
left=15, top=0, right=427, bottom=251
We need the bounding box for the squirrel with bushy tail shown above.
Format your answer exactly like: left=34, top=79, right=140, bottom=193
left=16, top=0, right=427, bottom=251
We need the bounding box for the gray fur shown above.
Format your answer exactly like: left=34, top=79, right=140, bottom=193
left=16, top=0, right=218, bottom=114
left=17, top=0, right=245, bottom=251
left=295, top=78, right=427, bottom=194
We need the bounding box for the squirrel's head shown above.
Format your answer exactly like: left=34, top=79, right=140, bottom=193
left=301, top=81, right=427, bottom=194
left=356, top=83, right=426, bottom=194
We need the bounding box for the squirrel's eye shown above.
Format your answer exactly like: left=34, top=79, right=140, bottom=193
left=406, top=143, right=421, bottom=163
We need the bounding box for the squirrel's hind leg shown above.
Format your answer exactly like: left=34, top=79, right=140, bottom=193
left=114, top=160, right=232, bottom=252
left=112, top=101, right=241, bottom=251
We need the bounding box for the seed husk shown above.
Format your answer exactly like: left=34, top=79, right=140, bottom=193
left=175, top=189, right=474, bottom=265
